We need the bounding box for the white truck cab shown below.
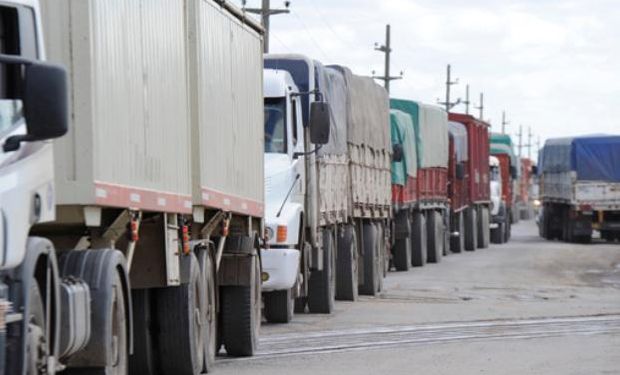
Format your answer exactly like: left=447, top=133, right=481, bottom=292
left=261, top=69, right=307, bottom=321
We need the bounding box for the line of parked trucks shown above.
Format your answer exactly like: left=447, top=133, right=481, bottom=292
left=0, top=1, right=553, bottom=374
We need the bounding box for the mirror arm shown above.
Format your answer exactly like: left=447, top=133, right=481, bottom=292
left=290, top=89, right=324, bottom=102
left=276, top=174, right=301, bottom=218
left=3, top=134, right=35, bottom=152
left=293, top=144, right=323, bottom=159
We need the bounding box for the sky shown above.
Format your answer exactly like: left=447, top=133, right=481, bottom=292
left=234, top=0, right=620, bottom=159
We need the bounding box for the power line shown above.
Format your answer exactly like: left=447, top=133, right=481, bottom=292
left=290, top=10, right=331, bottom=62
left=242, top=0, right=290, bottom=53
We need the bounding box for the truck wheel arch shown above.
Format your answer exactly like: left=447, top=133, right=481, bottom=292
left=14, top=237, right=62, bottom=374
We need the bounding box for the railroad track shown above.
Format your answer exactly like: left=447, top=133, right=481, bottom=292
left=219, top=314, right=620, bottom=362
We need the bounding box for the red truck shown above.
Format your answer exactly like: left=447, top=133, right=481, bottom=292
left=516, top=158, right=535, bottom=220
left=390, top=99, right=449, bottom=270
left=448, top=113, right=492, bottom=252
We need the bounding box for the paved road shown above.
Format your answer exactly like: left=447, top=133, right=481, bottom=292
left=218, top=220, right=620, bottom=374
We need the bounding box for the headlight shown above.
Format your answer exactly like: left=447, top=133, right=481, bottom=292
left=533, top=199, right=541, bottom=207
left=265, top=227, right=274, bottom=241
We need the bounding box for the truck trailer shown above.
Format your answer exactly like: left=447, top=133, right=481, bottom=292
left=0, top=1, right=265, bottom=374
left=262, top=55, right=392, bottom=320
left=539, top=135, right=620, bottom=243
left=489, top=133, right=519, bottom=243
left=448, top=113, right=491, bottom=252
left=389, top=99, right=449, bottom=269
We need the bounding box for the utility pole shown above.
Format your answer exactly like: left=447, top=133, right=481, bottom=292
left=437, top=64, right=460, bottom=111
left=373, top=24, right=403, bottom=93
left=501, top=111, right=510, bottom=134
left=462, top=84, right=471, bottom=115
left=243, top=0, right=291, bottom=53
left=517, top=125, right=523, bottom=159
left=475, top=92, right=484, bottom=120
left=527, top=127, right=533, bottom=160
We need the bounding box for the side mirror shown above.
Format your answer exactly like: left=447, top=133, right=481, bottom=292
left=531, top=165, right=538, bottom=175
left=309, top=101, right=330, bottom=145
left=510, top=166, right=518, bottom=179
left=456, top=163, right=465, bottom=180
left=2, top=56, right=68, bottom=152
left=392, top=144, right=403, bottom=162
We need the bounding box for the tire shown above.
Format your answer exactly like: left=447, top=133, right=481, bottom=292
left=307, top=229, right=336, bottom=314
left=376, top=223, right=386, bottom=292
left=450, top=211, right=465, bottom=254
left=336, top=225, right=359, bottom=301
left=503, top=219, right=511, bottom=243
left=392, top=238, right=411, bottom=271
left=198, top=250, right=217, bottom=372
left=427, top=211, right=444, bottom=263
left=490, top=224, right=503, bottom=244
left=392, top=216, right=411, bottom=271
left=264, top=289, right=294, bottom=323
left=464, top=207, right=478, bottom=251
left=359, top=222, right=380, bottom=296
left=25, top=282, right=47, bottom=375
left=478, top=207, right=490, bottom=249
left=221, top=255, right=261, bottom=356
left=411, top=212, right=427, bottom=267
left=156, top=253, right=204, bottom=374
left=129, top=289, right=157, bottom=375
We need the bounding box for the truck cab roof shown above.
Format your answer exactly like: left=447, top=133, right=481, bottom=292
left=263, top=68, right=298, bottom=99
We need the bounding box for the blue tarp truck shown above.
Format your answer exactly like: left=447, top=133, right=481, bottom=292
left=538, top=135, right=620, bottom=242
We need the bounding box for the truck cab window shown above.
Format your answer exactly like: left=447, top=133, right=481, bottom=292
left=0, top=5, right=36, bottom=137
left=264, top=98, right=287, bottom=153
left=291, top=97, right=298, bottom=147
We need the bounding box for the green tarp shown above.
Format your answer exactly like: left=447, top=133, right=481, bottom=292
left=390, top=99, right=423, bottom=168
left=390, top=109, right=418, bottom=185
left=490, top=133, right=519, bottom=174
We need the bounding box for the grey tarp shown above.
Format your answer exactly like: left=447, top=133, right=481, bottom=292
left=448, top=121, right=468, bottom=162
left=418, top=103, right=449, bottom=168
left=328, top=65, right=391, bottom=152
left=317, top=64, right=348, bottom=156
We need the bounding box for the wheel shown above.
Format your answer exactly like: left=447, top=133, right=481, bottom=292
left=308, top=229, right=336, bottom=313
left=25, top=282, right=47, bottom=375
left=359, top=222, right=380, bottom=296
left=464, top=207, right=478, bottom=251
left=129, top=289, right=157, bottom=375
left=490, top=223, right=503, bottom=244
left=336, top=225, right=358, bottom=301
left=392, top=238, right=411, bottom=271
left=221, top=255, right=261, bottom=356
left=376, top=223, right=387, bottom=292
left=478, top=207, right=490, bottom=249
left=450, top=211, right=465, bottom=253
left=427, top=211, right=444, bottom=263
left=503, top=219, right=511, bottom=243
left=198, top=249, right=217, bottom=372
left=264, top=289, right=294, bottom=323
left=156, top=253, right=204, bottom=374
left=392, top=216, right=411, bottom=271
left=411, top=212, right=427, bottom=267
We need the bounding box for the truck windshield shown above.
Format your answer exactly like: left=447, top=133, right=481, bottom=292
left=0, top=6, right=29, bottom=137
left=490, top=166, right=501, bottom=182
left=264, top=98, right=287, bottom=153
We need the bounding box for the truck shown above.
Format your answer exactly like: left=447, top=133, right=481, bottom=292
left=262, top=55, right=392, bottom=319
left=448, top=113, right=491, bottom=252
left=538, top=135, right=620, bottom=243
left=389, top=99, right=449, bottom=270
left=1, top=1, right=264, bottom=374
left=489, top=133, right=519, bottom=243
left=516, top=157, right=535, bottom=220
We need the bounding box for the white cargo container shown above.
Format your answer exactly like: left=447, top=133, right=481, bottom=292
left=31, top=1, right=266, bottom=373
left=188, top=0, right=264, bottom=217
left=43, top=0, right=193, bottom=213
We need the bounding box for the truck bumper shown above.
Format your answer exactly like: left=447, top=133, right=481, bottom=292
left=260, top=248, right=300, bottom=292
